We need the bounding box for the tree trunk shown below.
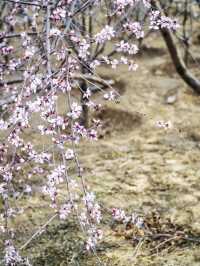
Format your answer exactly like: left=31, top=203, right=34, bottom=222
left=80, top=79, right=89, bottom=128
left=151, top=0, right=200, bottom=94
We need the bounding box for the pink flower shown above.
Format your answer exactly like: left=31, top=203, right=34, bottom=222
left=59, top=203, right=72, bottom=219
left=95, top=26, right=115, bottom=44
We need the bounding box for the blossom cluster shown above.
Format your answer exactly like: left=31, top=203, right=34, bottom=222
left=0, top=0, right=179, bottom=263
left=155, top=120, right=173, bottom=130
left=116, top=41, right=139, bottom=55
left=114, top=0, right=151, bottom=14
left=124, top=21, right=144, bottom=39
left=81, top=192, right=103, bottom=251
left=112, top=208, right=144, bottom=229
left=4, top=240, right=31, bottom=266
left=150, top=10, right=179, bottom=30
left=95, top=26, right=115, bottom=44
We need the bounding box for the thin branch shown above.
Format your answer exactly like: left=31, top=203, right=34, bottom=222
left=19, top=214, right=58, bottom=250
left=0, top=32, right=39, bottom=40
left=3, top=0, right=44, bottom=7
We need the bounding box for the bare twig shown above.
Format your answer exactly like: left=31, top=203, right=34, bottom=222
left=3, top=0, right=44, bottom=8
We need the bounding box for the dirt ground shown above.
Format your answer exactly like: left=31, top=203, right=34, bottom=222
left=1, top=34, right=200, bottom=266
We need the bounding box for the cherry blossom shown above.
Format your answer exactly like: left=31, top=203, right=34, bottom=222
left=0, top=0, right=180, bottom=260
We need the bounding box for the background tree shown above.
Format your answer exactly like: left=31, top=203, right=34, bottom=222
left=151, top=0, right=200, bottom=94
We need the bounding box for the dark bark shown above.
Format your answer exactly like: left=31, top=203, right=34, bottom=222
left=160, top=27, right=200, bottom=94
left=80, top=78, right=89, bottom=128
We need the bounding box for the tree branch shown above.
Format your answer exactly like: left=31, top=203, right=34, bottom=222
left=151, top=0, right=200, bottom=94
left=3, top=0, right=44, bottom=8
